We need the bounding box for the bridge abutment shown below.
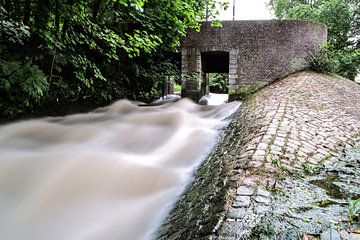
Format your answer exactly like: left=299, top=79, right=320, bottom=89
left=180, top=20, right=327, bottom=102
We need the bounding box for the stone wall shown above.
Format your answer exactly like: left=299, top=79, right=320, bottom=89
left=181, top=20, right=327, bottom=101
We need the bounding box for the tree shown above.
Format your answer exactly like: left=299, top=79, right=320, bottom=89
left=269, top=0, right=360, bottom=80
left=0, top=0, right=228, bottom=119
left=348, top=0, right=360, bottom=48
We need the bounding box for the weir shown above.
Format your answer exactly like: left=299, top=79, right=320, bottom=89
left=0, top=99, right=240, bottom=240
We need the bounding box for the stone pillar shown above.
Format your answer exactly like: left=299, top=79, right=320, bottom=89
left=181, top=48, right=202, bottom=102
left=228, top=48, right=239, bottom=101
left=161, top=76, right=175, bottom=98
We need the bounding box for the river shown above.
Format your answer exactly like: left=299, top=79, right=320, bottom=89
left=0, top=98, right=240, bottom=240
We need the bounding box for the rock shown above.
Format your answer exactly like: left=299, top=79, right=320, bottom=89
left=248, top=161, right=263, bottom=168
left=255, top=195, right=270, bottom=205
left=233, top=196, right=251, bottom=207
left=199, top=95, right=210, bottom=105
left=257, top=143, right=268, bottom=151
left=236, top=186, right=255, bottom=196
left=254, top=206, right=270, bottom=214
left=320, top=229, right=340, bottom=240
left=349, top=233, right=360, bottom=240
left=257, top=188, right=271, bottom=197
left=242, top=178, right=255, bottom=187
left=227, top=208, right=246, bottom=219
left=339, top=230, right=349, bottom=240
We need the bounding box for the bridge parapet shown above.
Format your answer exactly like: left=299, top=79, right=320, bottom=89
left=180, top=20, right=327, bottom=101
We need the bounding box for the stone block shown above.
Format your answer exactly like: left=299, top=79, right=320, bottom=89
left=227, top=208, right=246, bottom=219
left=233, top=196, right=251, bottom=207
left=236, top=186, right=255, bottom=196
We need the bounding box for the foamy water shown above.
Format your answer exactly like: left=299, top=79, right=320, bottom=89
left=0, top=99, right=240, bottom=240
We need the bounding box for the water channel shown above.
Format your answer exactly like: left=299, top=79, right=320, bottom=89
left=0, top=98, right=240, bottom=240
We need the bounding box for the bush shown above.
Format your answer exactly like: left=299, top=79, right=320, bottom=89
left=309, top=46, right=360, bottom=80
left=349, top=198, right=360, bottom=223
left=174, top=83, right=182, bottom=92
left=209, top=73, right=228, bottom=93
left=0, top=60, right=48, bottom=118
left=309, top=47, right=340, bottom=74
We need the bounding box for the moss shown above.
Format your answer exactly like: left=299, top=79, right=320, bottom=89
left=302, top=163, right=315, bottom=175
left=229, top=82, right=266, bottom=101
left=289, top=58, right=306, bottom=73
left=249, top=214, right=302, bottom=240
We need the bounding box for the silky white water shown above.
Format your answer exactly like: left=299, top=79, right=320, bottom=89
left=0, top=98, right=240, bottom=240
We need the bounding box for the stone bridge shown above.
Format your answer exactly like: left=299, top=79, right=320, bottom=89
left=180, top=20, right=327, bottom=101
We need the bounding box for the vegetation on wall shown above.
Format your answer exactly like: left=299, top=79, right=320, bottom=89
left=0, top=0, right=228, bottom=119
left=269, top=0, right=360, bottom=80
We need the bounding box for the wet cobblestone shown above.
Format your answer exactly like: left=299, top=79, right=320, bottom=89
left=219, top=72, right=360, bottom=239
left=157, top=72, right=360, bottom=239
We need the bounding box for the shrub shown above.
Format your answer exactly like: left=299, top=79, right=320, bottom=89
left=349, top=198, right=360, bottom=223
left=309, top=47, right=340, bottom=74
left=0, top=60, right=48, bottom=118
left=209, top=73, right=228, bottom=93
left=309, top=46, right=360, bottom=80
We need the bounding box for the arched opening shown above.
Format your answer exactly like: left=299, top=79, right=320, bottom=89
left=201, top=51, right=229, bottom=104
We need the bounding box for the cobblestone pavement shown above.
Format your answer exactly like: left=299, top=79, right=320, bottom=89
left=157, top=71, right=360, bottom=240
left=218, top=72, right=360, bottom=239
left=243, top=72, right=360, bottom=171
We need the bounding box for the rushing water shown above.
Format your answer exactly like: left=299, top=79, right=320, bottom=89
left=0, top=98, right=240, bottom=240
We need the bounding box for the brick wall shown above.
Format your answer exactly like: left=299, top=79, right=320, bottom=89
left=181, top=20, right=327, bottom=101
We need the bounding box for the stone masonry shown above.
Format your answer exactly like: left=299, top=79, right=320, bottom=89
left=157, top=71, right=360, bottom=239
left=219, top=72, right=360, bottom=239
left=181, top=20, right=327, bottom=102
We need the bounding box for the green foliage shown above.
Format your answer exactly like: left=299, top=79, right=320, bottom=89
left=349, top=198, right=360, bottom=223
left=174, top=83, right=182, bottom=92
left=0, top=8, right=49, bottom=118
left=269, top=0, right=360, bottom=80
left=0, top=20, right=30, bottom=46
left=0, top=60, right=48, bottom=118
left=309, top=46, right=341, bottom=73
left=310, top=45, right=360, bottom=79
left=209, top=73, right=228, bottom=93
left=302, top=162, right=315, bottom=175
left=0, top=0, right=227, bottom=119
left=128, top=55, right=181, bottom=102
left=272, top=158, right=282, bottom=168
left=0, top=7, right=31, bottom=58
left=185, top=72, right=201, bottom=81
left=124, top=30, right=162, bottom=58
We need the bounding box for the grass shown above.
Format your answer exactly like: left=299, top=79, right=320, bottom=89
left=349, top=198, right=360, bottom=224
left=302, top=163, right=315, bottom=175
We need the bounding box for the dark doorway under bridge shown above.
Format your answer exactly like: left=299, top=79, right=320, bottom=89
left=201, top=51, right=230, bottom=99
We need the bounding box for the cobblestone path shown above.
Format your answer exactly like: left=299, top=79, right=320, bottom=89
left=243, top=72, right=360, bottom=170
left=219, top=72, right=360, bottom=239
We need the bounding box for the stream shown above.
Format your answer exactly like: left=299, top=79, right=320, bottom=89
left=0, top=98, right=240, bottom=240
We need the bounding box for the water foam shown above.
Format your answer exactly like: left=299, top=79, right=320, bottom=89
left=0, top=99, right=240, bottom=240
